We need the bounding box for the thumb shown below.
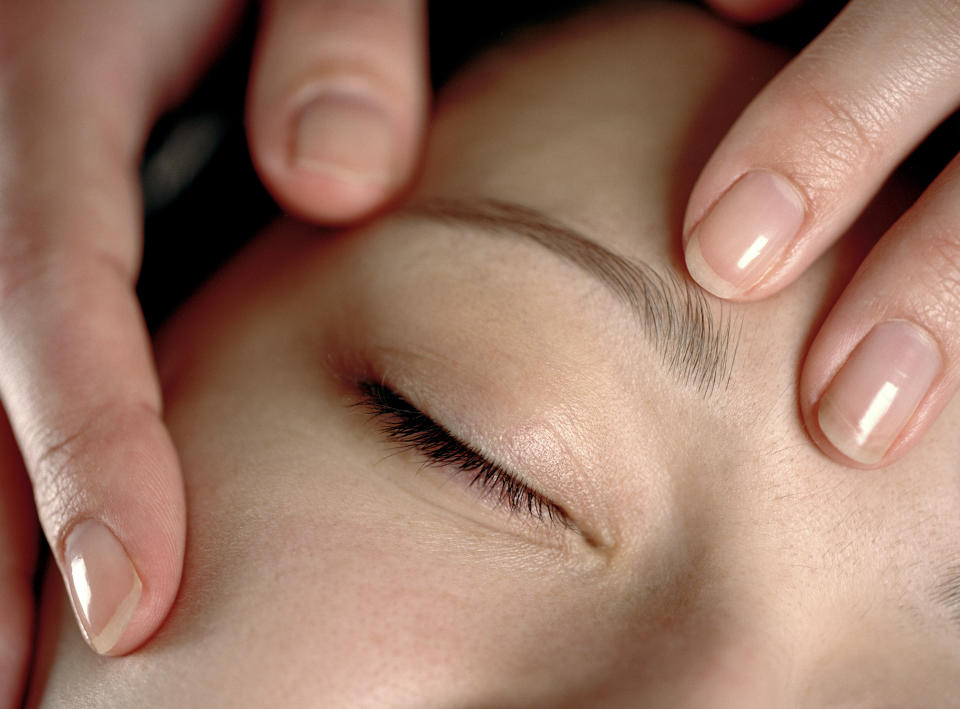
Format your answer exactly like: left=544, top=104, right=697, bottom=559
left=0, top=0, right=242, bottom=656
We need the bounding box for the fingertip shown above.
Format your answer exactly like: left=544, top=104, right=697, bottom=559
left=802, top=316, right=951, bottom=471
left=256, top=84, right=419, bottom=224
left=63, top=519, right=143, bottom=656
left=60, top=515, right=182, bottom=659
left=683, top=169, right=807, bottom=301
left=44, top=407, right=186, bottom=657
left=246, top=0, right=427, bottom=225
left=684, top=228, right=741, bottom=300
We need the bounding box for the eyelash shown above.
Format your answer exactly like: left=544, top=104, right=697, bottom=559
left=356, top=380, right=569, bottom=527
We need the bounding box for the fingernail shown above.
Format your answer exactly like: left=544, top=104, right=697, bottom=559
left=65, top=520, right=142, bottom=655
left=685, top=169, right=805, bottom=297
left=292, top=90, right=394, bottom=184
left=817, top=320, right=941, bottom=465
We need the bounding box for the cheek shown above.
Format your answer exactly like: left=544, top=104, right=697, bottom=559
left=160, top=382, right=619, bottom=705
left=171, top=484, right=623, bottom=706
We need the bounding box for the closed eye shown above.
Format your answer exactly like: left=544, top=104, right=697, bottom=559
left=356, top=380, right=571, bottom=528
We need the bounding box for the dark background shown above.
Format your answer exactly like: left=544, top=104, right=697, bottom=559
left=138, top=0, right=953, bottom=330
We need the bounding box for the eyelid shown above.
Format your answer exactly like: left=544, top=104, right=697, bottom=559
left=355, top=380, right=572, bottom=529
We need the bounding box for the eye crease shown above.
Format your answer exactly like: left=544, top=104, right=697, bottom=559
left=356, top=380, right=571, bottom=528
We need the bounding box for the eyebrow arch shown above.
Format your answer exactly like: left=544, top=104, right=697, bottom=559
left=398, top=197, right=741, bottom=397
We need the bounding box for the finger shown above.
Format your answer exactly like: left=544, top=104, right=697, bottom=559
left=683, top=0, right=960, bottom=301
left=0, top=414, right=37, bottom=709
left=0, top=0, right=243, bottom=656
left=702, top=0, right=803, bottom=23
left=247, top=0, right=428, bottom=224
left=801, top=154, right=960, bottom=468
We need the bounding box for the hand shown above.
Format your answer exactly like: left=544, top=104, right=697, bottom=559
left=685, top=0, right=960, bottom=467
left=0, top=0, right=426, bottom=702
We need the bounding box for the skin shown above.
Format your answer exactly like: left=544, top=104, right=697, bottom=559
left=25, top=5, right=960, bottom=706
left=688, top=0, right=960, bottom=473
left=0, top=0, right=428, bottom=693
left=4, top=0, right=960, bottom=702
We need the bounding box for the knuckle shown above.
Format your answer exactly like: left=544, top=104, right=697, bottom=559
left=0, top=160, right=139, bottom=309
left=300, top=0, right=413, bottom=28
left=273, top=0, right=413, bottom=52
left=27, top=416, right=100, bottom=535
left=25, top=400, right=162, bottom=538
left=0, top=239, right=57, bottom=306
left=0, top=233, right=132, bottom=312
left=912, top=229, right=960, bottom=330
left=790, top=81, right=888, bottom=181
left=920, top=0, right=960, bottom=54
left=871, top=1, right=960, bottom=80
left=265, top=0, right=422, bottom=95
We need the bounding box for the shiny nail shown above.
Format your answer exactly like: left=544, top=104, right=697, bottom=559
left=817, top=320, right=941, bottom=465
left=65, top=520, right=142, bottom=654
left=685, top=169, right=805, bottom=297
left=292, top=91, right=394, bottom=184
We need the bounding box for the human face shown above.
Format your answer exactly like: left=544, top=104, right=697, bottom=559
left=29, top=4, right=960, bottom=707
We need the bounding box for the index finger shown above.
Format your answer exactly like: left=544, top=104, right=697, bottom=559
left=683, top=0, right=960, bottom=301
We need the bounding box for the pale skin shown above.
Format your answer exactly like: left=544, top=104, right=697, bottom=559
left=23, top=6, right=960, bottom=706
left=4, top=0, right=960, bottom=702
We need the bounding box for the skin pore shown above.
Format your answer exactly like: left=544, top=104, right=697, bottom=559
left=27, top=3, right=960, bottom=707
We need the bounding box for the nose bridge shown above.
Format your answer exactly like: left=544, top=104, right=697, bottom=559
left=596, top=613, right=796, bottom=708
left=669, top=580, right=798, bottom=707
left=676, top=648, right=787, bottom=709
left=637, top=595, right=804, bottom=706
left=606, top=478, right=820, bottom=705
left=595, top=399, right=855, bottom=707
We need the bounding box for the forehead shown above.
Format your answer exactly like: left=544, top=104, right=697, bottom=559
left=417, top=5, right=786, bottom=265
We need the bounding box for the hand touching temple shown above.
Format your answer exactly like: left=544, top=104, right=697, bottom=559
left=27, top=5, right=960, bottom=707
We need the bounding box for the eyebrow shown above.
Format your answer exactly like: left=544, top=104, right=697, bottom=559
left=398, top=197, right=741, bottom=397
left=933, top=563, right=960, bottom=630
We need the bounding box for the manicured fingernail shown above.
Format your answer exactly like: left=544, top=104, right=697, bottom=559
left=292, top=91, right=394, bottom=184
left=817, top=320, right=941, bottom=465
left=685, top=170, right=805, bottom=298
left=65, top=520, right=142, bottom=655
